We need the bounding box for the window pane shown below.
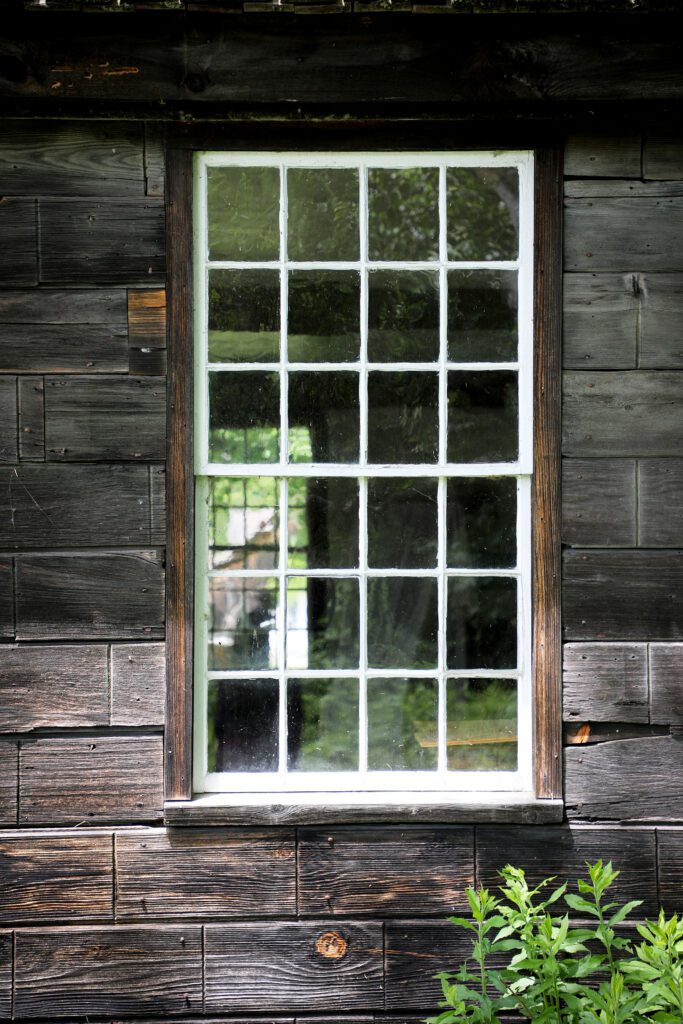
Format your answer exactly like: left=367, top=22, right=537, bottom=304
left=208, top=166, right=280, bottom=262
left=447, top=371, right=518, bottom=463
left=288, top=477, right=359, bottom=569
left=288, top=271, right=360, bottom=363
left=368, top=478, right=438, bottom=568
left=367, top=577, right=438, bottom=669
left=446, top=167, right=519, bottom=262
left=208, top=270, right=280, bottom=363
left=447, top=576, right=517, bottom=670
left=208, top=575, right=279, bottom=671
left=368, top=372, right=439, bottom=464
left=367, top=677, right=438, bottom=771
left=287, top=678, right=359, bottom=771
left=368, top=167, right=439, bottom=261
left=446, top=477, right=516, bottom=569
left=368, top=270, right=439, bottom=362
left=446, top=678, right=517, bottom=771
left=287, top=168, right=359, bottom=261
left=209, top=371, right=280, bottom=464
left=286, top=577, right=360, bottom=669
left=208, top=477, right=279, bottom=571
left=288, top=371, right=359, bottom=463
left=207, top=678, right=279, bottom=773
left=447, top=270, right=517, bottom=362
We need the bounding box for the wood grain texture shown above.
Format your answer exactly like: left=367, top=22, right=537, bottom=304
left=0, top=741, right=18, bottom=826
left=115, top=828, right=296, bottom=919
left=17, top=376, right=44, bottom=460
left=0, top=930, right=10, bottom=1021
left=150, top=465, right=166, bottom=545
left=562, top=273, right=638, bottom=370
left=15, top=551, right=164, bottom=640
left=205, top=921, right=384, bottom=1012
left=0, top=288, right=127, bottom=325
left=111, top=642, right=166, bottom=726
left=1, top=323, right=129, bottom=373
left=298, top=827, right=474, bottom=916
left=144, top=123, right=165, bottom=198
left=563, top=550, right=683, bottom=641
left=656, top=828, right=683, bottom=911
left=562, top=459, right=636, bottom=547
left=639, top=459, right=683, bottom=546
left=564, top=132, right=641, bottom=179
left=19, top=735, right=164, bottom=825
left=44, top=376, right=165, bottom=462
left=0, top=643, right=109, bottom=731
left=564, top=181, right=683, bottom=199
left=565, top=735, right=683, bottom=821
left=0, top=375, right=17, bottom=463
left=0, top=197, right=37, bottom=286
left=0, top=557, right=13, bottom=639
left=650, top=643, right=683, bottom=725
left=13, top=925, right=202, bottom=1019
left=0, top=832, right=113, bottom=923
left=563, top=371, right=683, bottom=457
left=128, top=289, right=166, bottom=375
left=644, top=130, right=683, bottom=180
left=385, top=922, right=469, bottom=1010
left=563, top=642, right=648, bottom=723
left=639, top=274, right=683, bottom=368
left=565, top=195, right=683, bottom=272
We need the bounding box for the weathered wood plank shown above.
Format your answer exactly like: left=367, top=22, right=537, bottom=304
left=0, top=741, right=18, bottom=826
left=656, top=828, right=683, bottom=911
left=13, top=925, right=202, bottom=1019
left=0, top=930, right=11, bottom=1020
left=565, top=196, right=683, bottom=272
left=39, top=199, right=165, bottom=286
left=562, top=459, right=636, bottom=546
left=385, top=922, right=468, bottom=1010
left=17, top=376, right=44, bottom=460
left=639, top=274, right=683, bottom=368
left=150, top=465, right=165, bottom=545
left=565, top=181, right=683, bottom=199
left=562, top=273, right=638, bottom=370
left=0, top=288, right=127, bottom=324
left=0, top=832, right=113, bottom=923
left=144, top=123, right=166, bottom=198
left=563, top=371, right=683, bottom=457
left=0, top=197, right=37, bottom=286
left=19, top=735, right=164, bottom=825
left=563, top=642, right=648, bottom=723
left=639, top=459, right=683, bottom=545
left=205, top=922, right=384, bottom=1012
left=111, top=642, right=166, bottom=726
left=477, top=825, right=658, bottom=913
left=298, top=827, right=473, bottom=916
left=15, top=551, right=164, bottom=640
left=563, top=550, right=683, bottom=641
left=644, top=130, right=683, bottom=180
left=564, top=132, right=641, bottom=179
left=650, top=643, right=683, bottom=725
left=128, top=289, right=166, bottom=375
left=0, top=375, right=17, bottom=463
left=565, top=735, right=683, bottom=821
left=0, top=324, right=129, bottom=373
left=0, top=643, right=108, bottom=731
left=44, top=376, right=166, bottom=462
left=0, top=465, right=151, bottom=548
left=115, top=828, right=296, bottom=919
left=0, top=556, right=14, bottom=639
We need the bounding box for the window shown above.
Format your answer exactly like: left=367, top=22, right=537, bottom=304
left=164, top=145, right=562, bottom=818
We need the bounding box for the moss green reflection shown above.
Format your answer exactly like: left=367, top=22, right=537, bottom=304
left=287, top=168, right=359, bottom=261
left=209, top=371, right=280, bottom=464
left=287, top=678, right=359, bottom=771
left=208, top=270, right=280, bottom=363
left=367, top=678, right=438, bottom=770
left=288, top=270, right=360, bottom=362
left=367, top=577, right=438, bottom=669
left=208, top=166, right=279, bottom=261
left=368, top=168, right=439, bottom=261
left=446, top=678, right=517, bottom=770
left=447, top=167, right=518, bottom=262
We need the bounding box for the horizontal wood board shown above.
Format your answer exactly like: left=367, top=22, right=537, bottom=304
left=563, top=642, right=649, bottom=722
left=0, top=643, right=109, bottom=731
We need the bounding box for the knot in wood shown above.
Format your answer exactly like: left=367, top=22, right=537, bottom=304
left=315, top=931, right=348, bottom=960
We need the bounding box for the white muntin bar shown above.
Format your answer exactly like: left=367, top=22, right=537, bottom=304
left=207, top=361, right=520, bottom=372
left=207, top=259, right=519, bottom=271
left=199, top=462, right=524, bottom=478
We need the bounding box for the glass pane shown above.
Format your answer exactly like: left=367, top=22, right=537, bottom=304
left=288, top=271, right=360, bottom=363
left=368, top=270, right=439, bottom=362
left=287, top=678, right=359, bottom=771
left=288, top=477, right=359, bottom=569
left=368, top=167, right=439, bottom=262
left=208, top=477, right=279, bottom=571
left=368, top=478, right=438, bottom=568
left=367, top=577, right=438, bottom=669
left=286, top=577, right=359, bottom=670
left=208, top=270, right=280, bottom=363
left=447, top=371, right=518, bottom=463
left=209, top=371, right=280, bottom=464
left=447, top=270, right=517, bottom=362
left=207, top=678, right=279, bottom=773
left=207, top=166, right=280, bottom=262
left=446, top=678, right=517, bottom=771
left=367, top=677, right=438, bottom=771
left=288, top=371, right=359, bottom=463
left=287, top=168, right=359, bottom=261
left=446, top=167, right=519, bottom=262
left=208, top=575, right=279, bottom=671
left=368, top=372, right=439, bottom=464
left=446, top=478, right=516, bottom=569
left=447, top=576, right=517, bottom=669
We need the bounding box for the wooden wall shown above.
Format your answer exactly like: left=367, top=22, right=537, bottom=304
left=0, top=121, right=682, bottom=1021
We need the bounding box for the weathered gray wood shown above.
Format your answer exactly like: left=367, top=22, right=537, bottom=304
left=650, top=643, right=683, bottom=725
left=115, top=828, right=296, bottom=919
left=477, top=825, right=658, bottom=913
left=639, top=459, right=683, bottom=545
left=15, top=551, right=164, bottom=640
left=563, top=371, right=683, bottom=457
left=563, top=642, right=648, bottom=722
left=564, top=721, right=666, bottom=745
left=144, top=123, right=165, bottom=198
left=562, top=273, right=639, bottom=369
left=564, top=133, right=641, bottom=179
left=565, top=734, right=683, bottom=821
left=0, top=831, right=113, bottom=923
left=0, top=930, right=10, bottom=1020
left=639, top=274, right=683, bottom=368
left=19, top=735, right=164, bottom=825
left=18, top=376, right=44, bottom=460
left=205, top=921, right=384, bottom=1012
left=644, top=130, right=683, bottom=180
left=0, top=741, right=17, bottom=826
left=0, top=197, right=37, bottom=286
left=111, top=642, right=166, bottom=726
left=44, top=376, right=166, bottom=462
left=565, top=196, right=683, bottom=272
left=563, top=550, right=683, bottom=641
left=565, top=181, right=683, bottom=199
left=0, top=643, right=109, bottom=731
left=656, top=828, right=683, bottom=911
left=1, top=324, right=129, bottom=373
left=0, top=465, right=151, bottom=548
left=13, top=925, right=202, bottom=1018
left=0, top=375, right=17, bottom=463
left=298, top=827, right=473, bottom=916
left=385, top=922, right=469, bottom=1010
left=39, top=199, right=165, bottom=286
left=0, top=289, right=127, bottom=325
left=562, top=459, right=636, bottom=546
left=0, top=557, right=13, bottom=639
left=128, top=288, right=166, bottom=375
left=150, top=466, right=165, bottom=545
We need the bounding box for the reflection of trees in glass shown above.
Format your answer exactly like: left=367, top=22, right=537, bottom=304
left=368, top=269, right=439, bottom=362
left=287, top=168, right=359, bottom=261
left=446, top=678, right=517, bottom=770
left=368, top=168, right=439, bottom=261
left=447, top=168, right=519, bottom=261
left=368, top=577, right=438, bottom=669
left=287, top=678, right=359, bottom=770
left=446, top=477, right=516, bottom=569
left=207, top=166, right=279, bottom=261
left=367, top=678, right=437, bottom=770
left=447, top=576, right=517, bottom=670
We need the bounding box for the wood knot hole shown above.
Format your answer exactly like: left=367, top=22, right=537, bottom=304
left=315, top=931, right=347, bottom=960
